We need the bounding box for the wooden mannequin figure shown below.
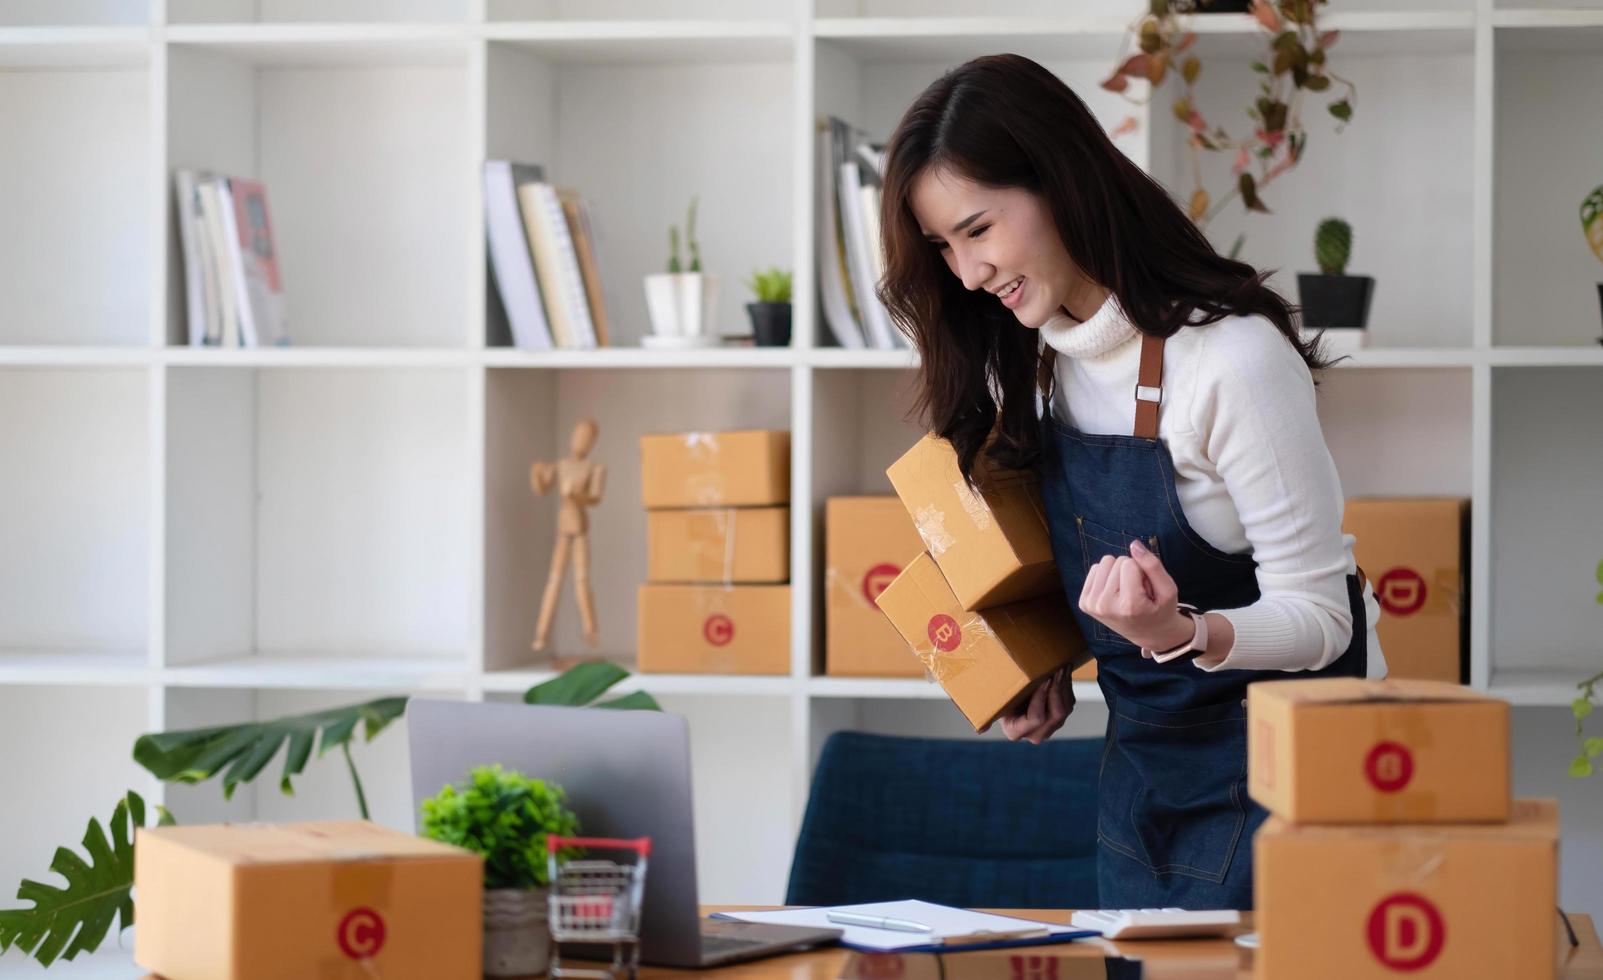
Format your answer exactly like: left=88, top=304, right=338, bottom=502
left=531, top=419, right=606, bottom=652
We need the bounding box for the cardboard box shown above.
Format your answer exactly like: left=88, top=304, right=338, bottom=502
left=1255, top=799, right=1558, bottom=980
left=647, top=506, right=789, bottom=583
left=885, top=433, right=1058, bottom=610
left=824, top=496, right=927, bottom=677
left=134, top=820, right=481, bottom=980
left=1248, top=677, right=1510, bottom=824
left=639, top=429, right=789, bottom=509
left=637, top=583, right=790, bottom=674
left=1343, top=497, right=1469, bottom=683
left=874, top=552, right=1091, bottom=730
left=841, top=949, right=1114, bottom=980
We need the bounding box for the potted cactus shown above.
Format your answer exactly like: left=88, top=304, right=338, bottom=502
left=643, top=195, right=719, bottom=347
left=1581, top=184, right=1603, bottom=341
left=743, top=266, right=792, bottom=347
left=1297, top=217, right=1373, bottom=348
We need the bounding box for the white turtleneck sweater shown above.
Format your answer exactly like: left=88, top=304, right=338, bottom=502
left=1041, top=294, right=1386, bottom=676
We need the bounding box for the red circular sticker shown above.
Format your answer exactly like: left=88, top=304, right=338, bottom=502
left=1366, top=893, right=1445, bottom=970
left=1365, top=741, right=1415, bottom=793
left=862, top=563, right=901, bottom=603
left=1376, top=567, right=1428, bottom=616
left=927, top=614, right=962, bottom=653
left=703, top=614, right=734, bottom=647
left=337, top=907, right=386, bottom=960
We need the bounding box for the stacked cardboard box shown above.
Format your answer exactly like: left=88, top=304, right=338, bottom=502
left=872, top=434, right=1092, bottom=731
left=1249, top=678, right=1558, bottom=979
left=636, top=429, right=791, bottom=674
left=1342, top=497, right=1470, bottom=683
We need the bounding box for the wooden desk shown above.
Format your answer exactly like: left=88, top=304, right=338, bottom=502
left=133, top=907, right=1601, bottom=979
left=623, top=907, right=1603, bottom=980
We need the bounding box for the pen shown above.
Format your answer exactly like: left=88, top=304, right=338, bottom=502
left=826, top=911, right=933, bottom=933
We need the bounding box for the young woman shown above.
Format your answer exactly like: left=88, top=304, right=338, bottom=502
left=877, top=53, right=1385, bottom=911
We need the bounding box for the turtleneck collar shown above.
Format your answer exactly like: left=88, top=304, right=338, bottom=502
left=1038, top=291, right=1138, bottom=360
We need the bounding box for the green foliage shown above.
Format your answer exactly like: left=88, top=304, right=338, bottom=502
left=4, top=662, right=659, bottom=966
left=666, top=195, right=702, bottom=274
left=133, top=696, right=408, bottom=819
left=744, top=267, right=793, bottom=304
left=1315, top=217, right=1351, bottom=275
left=0, top=792, right=172, bottom=967
left=1581, top=185, right=1603, bottom=268
left=421, top=765, right=580, bottom=890
left=523, top=660, right=662, bottom=711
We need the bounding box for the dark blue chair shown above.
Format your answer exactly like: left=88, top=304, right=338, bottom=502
left=785, top=731, right=1101, bottom=909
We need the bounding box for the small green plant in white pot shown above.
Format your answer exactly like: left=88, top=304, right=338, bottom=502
left=643, top=195, right=719, bottom=348
left=422, top=764, right=581, bottom=977
left=743, top=266, right=792, bottom=347
left=1297, top=217, right=1374, bottom=353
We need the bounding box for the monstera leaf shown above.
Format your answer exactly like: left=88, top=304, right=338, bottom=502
left=133, top=696, right=409, bottom=819
left=0, top=791, right=172, bottom=966
left=523, top=660, right=661, bottom=711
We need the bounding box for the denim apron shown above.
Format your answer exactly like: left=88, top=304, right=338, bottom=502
left=1037, top=333, right=1367, bottom=910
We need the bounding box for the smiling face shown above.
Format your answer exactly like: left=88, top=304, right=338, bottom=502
left=909, top=165, right=1102, bottom=329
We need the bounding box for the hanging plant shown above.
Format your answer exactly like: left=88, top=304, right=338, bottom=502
left=1102, top=0, right=1358, bottom=229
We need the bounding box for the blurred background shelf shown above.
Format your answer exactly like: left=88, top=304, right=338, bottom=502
left=2, top=0, right=1601, bottom=921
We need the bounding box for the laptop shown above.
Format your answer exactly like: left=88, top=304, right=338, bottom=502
left=406, top=699, right=843, bottom=968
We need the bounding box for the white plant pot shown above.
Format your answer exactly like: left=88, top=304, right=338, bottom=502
left=483, top=886, right=551, bottom=977
left=643, top=272, right=718, bottom=340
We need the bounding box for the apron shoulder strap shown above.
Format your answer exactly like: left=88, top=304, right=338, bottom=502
left=1134, top=332, right=1165, bottom=439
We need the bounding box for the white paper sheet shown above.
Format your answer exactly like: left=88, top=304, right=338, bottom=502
left=713, top=899, right=1082, bottom=951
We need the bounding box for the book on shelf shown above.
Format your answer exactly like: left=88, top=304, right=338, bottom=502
left=562, top=193, right=611, bottom=349
left=517, top=179, right=599, bottom=350
left=486, top=159, right=607, bottom=350
left=484, top=160, right=554, bottom=350
left=174, top=169, right=290, bottom=348
left=817, top=116, right=902, bottom=350
left=816, top=117, right=865, bottom=349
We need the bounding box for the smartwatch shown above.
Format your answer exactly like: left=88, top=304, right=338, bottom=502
left=1146, top=603, right=1207, bottom=663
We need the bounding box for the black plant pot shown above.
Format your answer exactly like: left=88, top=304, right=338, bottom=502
left=1298, top=273, right=1375, bottom=329
left=1596, top=283, right=1602, bottom=345
left=1194, top=0, right=1252, bottom=12
left=746, top=301, right=792, bottom=347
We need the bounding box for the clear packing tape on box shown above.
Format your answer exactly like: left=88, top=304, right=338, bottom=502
left=1248, top=678, right=1511, bottom=825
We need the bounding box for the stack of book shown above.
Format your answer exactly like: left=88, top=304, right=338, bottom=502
left=484, top=160, right=612, bottom=350
left=173, top=170, right=290, bottom=348
left=816, top=115, right=908, bottom=351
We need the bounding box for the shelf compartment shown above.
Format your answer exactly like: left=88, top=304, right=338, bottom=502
left=164, top=367, right=473, bottom=667
left=165, top=39, right=473, bottom=346
left=484, top=366, right=792, bottom=670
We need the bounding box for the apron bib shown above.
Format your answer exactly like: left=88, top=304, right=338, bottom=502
left=1038, top=333, right=1367, bottom=909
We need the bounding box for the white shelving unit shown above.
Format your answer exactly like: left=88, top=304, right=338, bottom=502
left=3, top=1, right=1602, bottom=954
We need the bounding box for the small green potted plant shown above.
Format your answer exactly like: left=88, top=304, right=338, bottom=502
left=1297, top=217, right=1374, bottom=348
left=643, top=195, right=719, bottom=348
left=743, top=266, right=792, bottom=347
left=1581, top=184, right=1603, bottom=342
left=421, top=764, right=581, bottom=977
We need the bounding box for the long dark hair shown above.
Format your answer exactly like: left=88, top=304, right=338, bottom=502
left=877, top=53, right=1333, bottom=486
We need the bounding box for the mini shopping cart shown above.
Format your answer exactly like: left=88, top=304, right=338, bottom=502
left=546, top=835, right=652, bottom=980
